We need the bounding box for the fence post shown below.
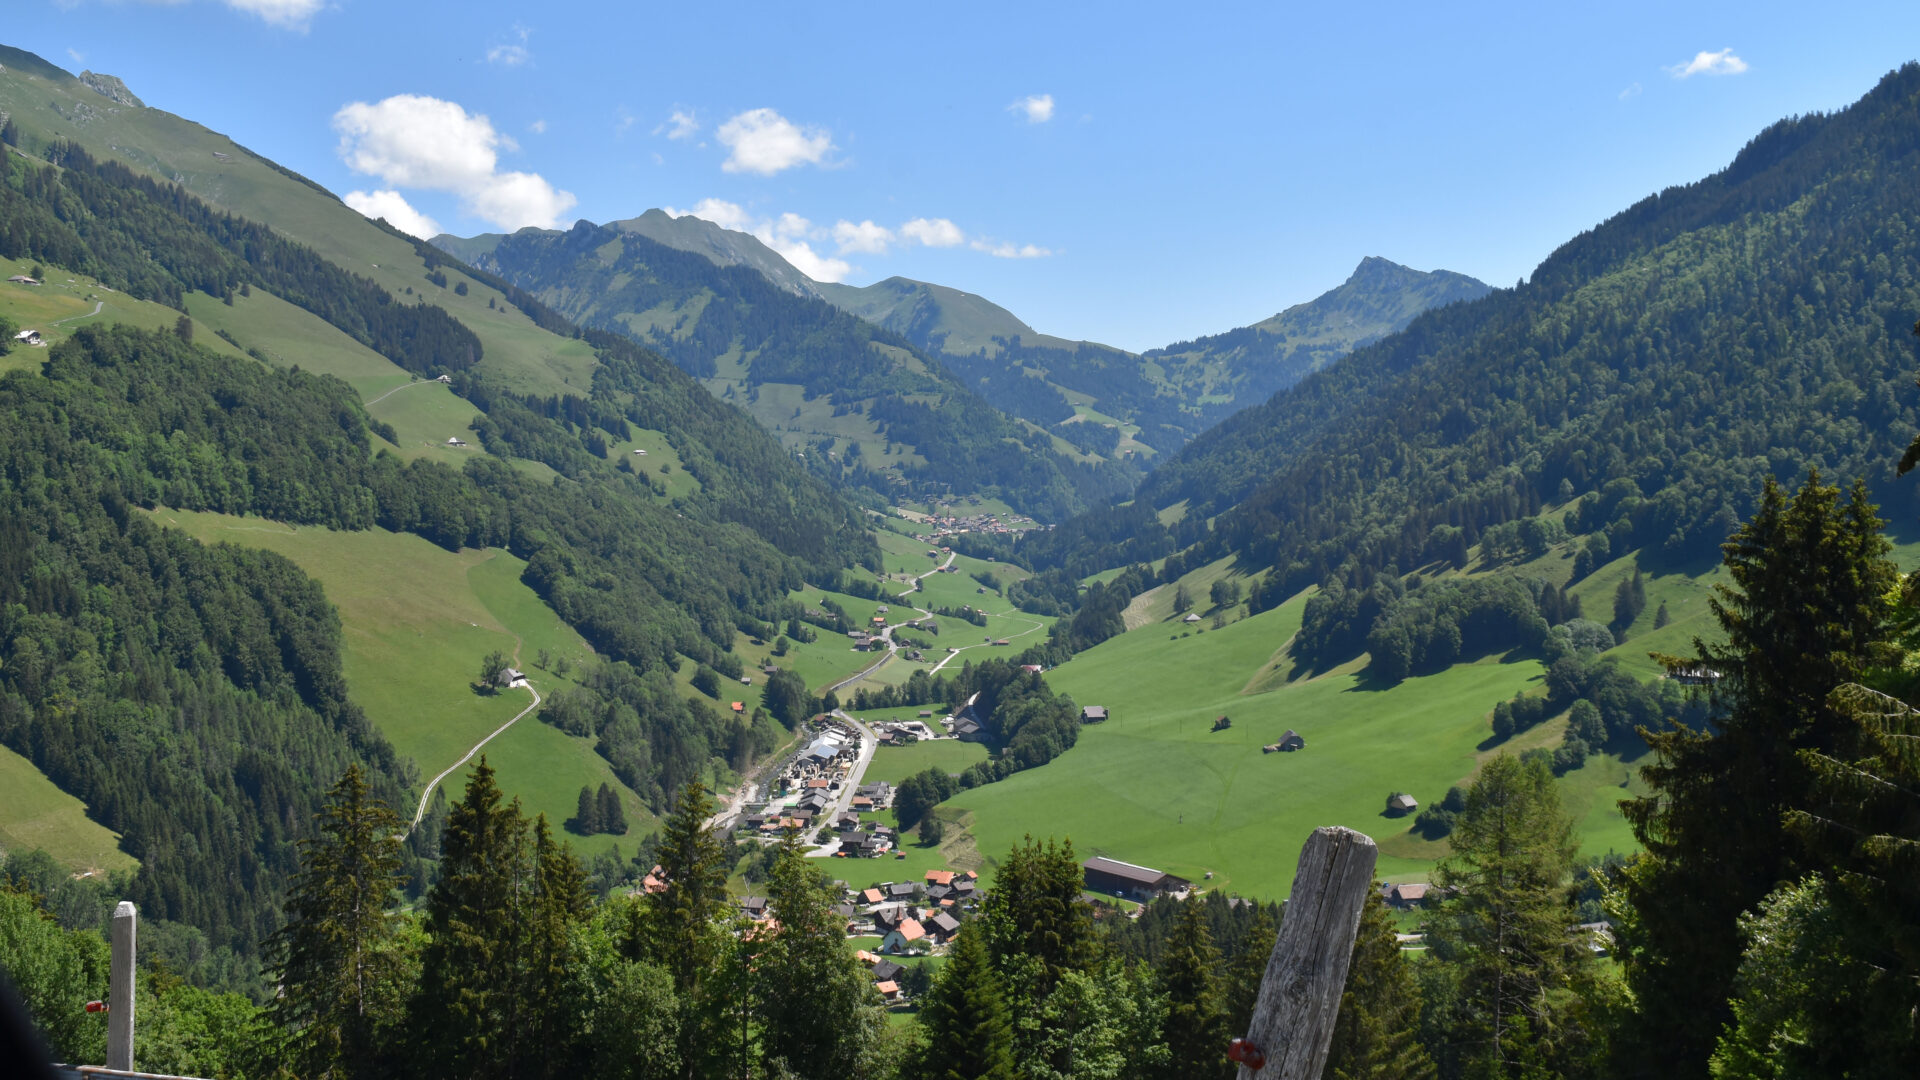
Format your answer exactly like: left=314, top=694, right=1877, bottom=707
left=107, top=900, right=137, bottom=1072
left=1234, top=826, right=1376, bottom=1080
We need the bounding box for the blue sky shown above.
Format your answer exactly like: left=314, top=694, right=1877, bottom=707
left=11, top=1, right=1920, bottom=350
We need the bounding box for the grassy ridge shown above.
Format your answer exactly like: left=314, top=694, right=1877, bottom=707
left=143, top=508, right=658, bottom=859
left=0, top=744, right=138, bottom=875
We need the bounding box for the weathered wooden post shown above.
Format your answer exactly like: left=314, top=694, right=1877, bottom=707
left=107, top=900, right=136, bottom=1072
left=1233, top=826, right=1377, bottom=1080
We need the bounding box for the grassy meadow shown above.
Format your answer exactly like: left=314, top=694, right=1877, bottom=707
left=0, top=744, right=139, bottom=875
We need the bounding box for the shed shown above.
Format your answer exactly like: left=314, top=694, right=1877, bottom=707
left=730, top=701, right=745, bottom=714
left=7, top=275, right=40, bottom=285
left=1386, top=792, right=1419, bottom=816
left=1277, top=729, right=1305, bottom=752
left=493, top=667, right=526, bottom=688
left=1081, top=705, right=1109, bottom=724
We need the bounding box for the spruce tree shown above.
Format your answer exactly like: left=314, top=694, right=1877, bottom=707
left=411, top=757, right=534, bottom=1079
left=576, top=785, right=601, bottom=834
left=266, top=764, right=407, bottom=1080
left=597, top=783, right=626, bottom=834
left=980, top=835, right=1097, bottom=995
left=1619, top=473, right=1895, bottom=1075
left=754, top=832, right=885, bottom=1079
left=916, top=922, right=1015, bottom=1080
left=1325, top=888, right=1434, bottom=1080
left=634, top=780, right=733, bottom=1080
left=1222, top=904, right=1276, bottom=1039
left=1157, top=898, right=1227, bottom=1080
left=1429, top=753, right=1596, bottom=1076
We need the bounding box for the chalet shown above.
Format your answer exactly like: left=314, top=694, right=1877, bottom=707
left=12, top=329, right=42, bottom=346
left=1081, top=705, right=1109, bottom=724
left=446, top=436, right=468, bottom=448
left=1083, top=856, right=1190, bottom=900
left=851, top=796, right=875, bottom=811
left=888, top=882, right=918, bottom=900
left=857, top=782, right=893, bottom=806
left=880, top=918, right=927, bottom=954
left=951, top=713, right=983, bottom=740
left=1183, top=612, right=1202, bottom=624
left=1386, top=793, right=1419, bottom=816
left=6, top=275, right=40, bottom=285
left=927, top=912, right=962, bottom=942
left=872, top=959, right=905, bottom=984
left=1264, top=730, right=1305, bottom=753
left=925, top=870, right=955, bottom=887
left=875, top=980, right=902, bottom=1003
left=1382, top=882, right=1430, bottom=909
left=730, top=701, right=745, bottom=713
left=435, top=373, right=452, bottom=384
left=862, top=887, right=886, bottom=905
left=740, top=896, right=770, bottom=920
left=493, top=666, right=526, bottom=688
left=928, top=884, right=953, bottom=902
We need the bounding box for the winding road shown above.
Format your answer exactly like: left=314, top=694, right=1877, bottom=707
left=50, top=300, right=104, bottom=326
left=406, top=682, right=542, bottom=837
left=364, top=378, right=431, bottom=408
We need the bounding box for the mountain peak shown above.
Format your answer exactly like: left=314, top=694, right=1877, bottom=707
left=78, top=70, right=143, bottom=108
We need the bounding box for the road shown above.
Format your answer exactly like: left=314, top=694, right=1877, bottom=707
left=50, top=300, right=103, bottom=326
left=406, top=682, right=541, bottom=837
left=927, top=610, right=1046, bottom=674
left=803, top=711, right=879, bottom=857
left=364, top=378, right=431, bottom=408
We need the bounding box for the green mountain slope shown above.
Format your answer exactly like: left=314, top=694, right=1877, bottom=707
left=441, top=220, right=1139, bottom=519
left=0, top=44, right=883, bottom=958
left=1137, top=62, right=1920, bottom=611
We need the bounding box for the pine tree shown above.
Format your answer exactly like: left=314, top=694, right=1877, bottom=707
left=1157, top=898, right=1227, bottom=1080
left=1325, top=888, right=1434, bottom=1080
left=916, top=922, right=1015, bottom=1080
left=1429, top=753, right=1596, bottom=1076
left=266, top=764, right=407, bottom=1080
left=1619, top=473, right=1895, bottom=1076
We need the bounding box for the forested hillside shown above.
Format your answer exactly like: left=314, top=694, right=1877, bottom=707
left=445, top=221, right=1137, bottom=519
left=1124, top=63, right=1920, bottom=612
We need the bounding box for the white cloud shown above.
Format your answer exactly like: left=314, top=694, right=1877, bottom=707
left=486, top=25, right=533, bottom=67
left=1619, top=82, right=1643, bottom=100
left=224, top=0, right=326, bottom=29
left=343, top=189, right=443, bottom=239
left=66, top=47, right=85, bottom=65
left=832, top=219, right=894, bottom=255
left=717, top=108, right=833, bottom=175
left=900, top=217, right=965, bottom=248
left=971, top=239, right=1052, bottom=259
left=1669, top=48, right=1748, bottom=79
left=1011, top=93, right=1055, bottom=123
left=656, top=109, right=700, bottom=141
left=333, top=94, right=576, bottom=231
left=665, top=200, right=852, bottom=282
left=529, top=119, right=548, bottom=134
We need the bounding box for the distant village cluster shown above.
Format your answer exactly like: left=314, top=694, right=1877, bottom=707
left=906, top=507, right=1045, bottom=541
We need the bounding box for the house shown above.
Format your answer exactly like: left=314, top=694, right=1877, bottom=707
left=1083, top=856, right=1191, bottom=900
left=925, top=870, right=955, bottom=887
left=11, top=329, right=42, bottom=346
left=928, top=884, right=953, bottom=902
left=875, top=980, right=902, bottom=1003
left=872, top=959, right=905, bottom=984
left=1081, top=705, right=1109, bottom=724
left=740, top=896, right=770, bottom=920
left=435, top=373, right=452, bottom=384
left=1382, top=882, right=1430, bottom=909
left=806, top=778, right=831, bottom=791
left=1263, top=730, right=1305, bottom=753
left=880, top=918, right=927, bottom=954
left=1212, top=716, right=1232, bottom=731
left=446, top=436, right=468, bottom=448
left=730, top=701, right=745, bottom=713
left=6, top=274, right=40, bottom=285
left=862, top=887, right=886, bottom=905
left=1386, top=793, right=1419, bottom=816
left=888, top=882, right=918, bottom=900
left=493, top=666, right=526, bottom=688
left=851, top=796, right=874, bottom=811
left=927, top=912, right=961, bottom=942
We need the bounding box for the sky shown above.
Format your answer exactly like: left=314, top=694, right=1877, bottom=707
left=10, top=1, right=1920, bottom=351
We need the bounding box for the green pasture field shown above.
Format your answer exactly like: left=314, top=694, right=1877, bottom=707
left=2, top=259, right=249, bottom=372
left=0, top=744, right=139, bottom=876
left=1122, top=554, right=1252, bottom=629
left=863, top=741, right=991, bottom=787
left=946, top=589, right=1560, bottom=899
left=143, top=509, right=657, bottom=860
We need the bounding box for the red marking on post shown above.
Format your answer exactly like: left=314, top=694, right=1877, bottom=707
left=85, top=1000, right=108, bottom=1013
left=1228, top=1037, right=1265, bottom=1070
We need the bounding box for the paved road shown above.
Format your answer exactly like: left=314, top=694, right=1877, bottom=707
left=406, top=683, right=541, bottom=837
left=927, top=610, right=1046, bottom=674
left=364, top=378, right=431, bottom=408
left=50, top=300, right=104, bottom=326
left=804, top=712, right=879, bottom=857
